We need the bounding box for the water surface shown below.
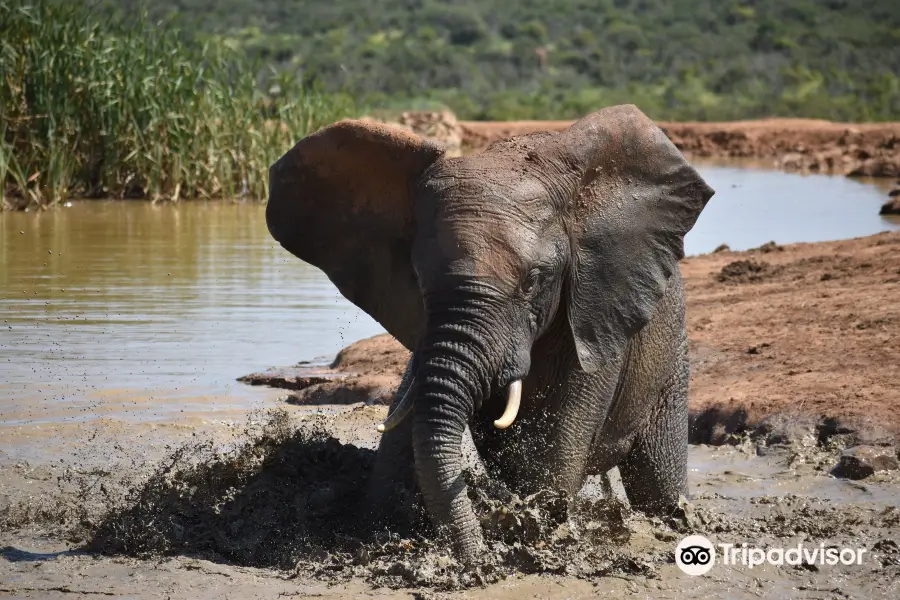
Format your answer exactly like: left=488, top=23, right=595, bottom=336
left=1, top=202, right=384, bottom=426
left=691, top=161, right=898, bottom=252
left=1, top=165, right=897, bottom=427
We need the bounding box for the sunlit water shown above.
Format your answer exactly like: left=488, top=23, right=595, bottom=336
left=689, top=160, right=899, bottom=253
left=1, top=165, right=898, bottom=427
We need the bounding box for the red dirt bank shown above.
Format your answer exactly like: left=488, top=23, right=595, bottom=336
left=460, top=118, right=900, bottom=178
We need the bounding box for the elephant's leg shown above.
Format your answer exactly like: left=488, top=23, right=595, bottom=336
left=618, top=355, right=689, bottom=512
left=366, top=357, right=417, bottom=523
left=469, top=349, right=625, bottom=499
left=539, top=364, right=626, bottom=499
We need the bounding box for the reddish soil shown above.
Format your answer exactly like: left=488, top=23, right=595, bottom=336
left=239, top=336, right=408, bottom=406
left=682, top=231, right=900, bottom=443
left=260, top=231, right=900, bottom=444
left=460, top=118, right=900, bottom=178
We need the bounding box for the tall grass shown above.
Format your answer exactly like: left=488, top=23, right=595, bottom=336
left=0, top=0, right=356, bottom=209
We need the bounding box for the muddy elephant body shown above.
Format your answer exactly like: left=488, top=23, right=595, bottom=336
left=266, top=105, right=714, bottom=564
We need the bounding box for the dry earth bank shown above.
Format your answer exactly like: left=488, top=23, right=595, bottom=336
left=460, top=118, right=900, bottom=178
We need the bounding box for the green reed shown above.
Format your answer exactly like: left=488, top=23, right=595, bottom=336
left=0, top=0, right=356, bottom=208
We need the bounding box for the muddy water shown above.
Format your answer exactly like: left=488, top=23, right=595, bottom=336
left=1, top=167, right=897, bottom=441
left=0, top=202, right=383, bottom=441
left=1, top=409, right=898, bottom=599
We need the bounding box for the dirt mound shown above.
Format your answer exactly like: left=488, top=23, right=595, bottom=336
left=715, top=259, right=778, bottom=283
left=750, top=240, right=785, bottom=253
left=882, top=195, right=900, bottom=215
left=666, top=121, right=900, bottom=178
left=238, top=334, right=410, bottom=405
left=330, top=334, right=410, bottom=373
left=364, top=111, right=463, bottom=156
left=237, top=367, right=346, bottom=391
left=684, top=230, right=900, bottom=442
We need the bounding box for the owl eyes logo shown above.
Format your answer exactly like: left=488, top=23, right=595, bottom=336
left=675, top=535, right=716, bottom=575
left=680, top=545, right=712, bottom=565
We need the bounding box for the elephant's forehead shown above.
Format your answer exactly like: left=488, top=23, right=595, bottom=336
left=418, top=164, right=553, bottom=220
left=415, top=173, right=556, bottom=283
left=450, top=221, right=537, bottom=277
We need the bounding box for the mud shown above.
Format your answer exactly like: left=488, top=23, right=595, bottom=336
left=460, top=118, right=900, bottom=179
left=1, top=409, right=671, bottom=590
left=715, top=259, right=780, bottom=284
left=3, top=405, right=900, bottom=598
left=883, top=194, right=900, bottom=215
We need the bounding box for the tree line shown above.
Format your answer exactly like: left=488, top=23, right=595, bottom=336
left=104, top=0, right=900, bottom=121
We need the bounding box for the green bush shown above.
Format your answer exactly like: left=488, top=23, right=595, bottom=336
left=0, top=0, right=356, bottom=208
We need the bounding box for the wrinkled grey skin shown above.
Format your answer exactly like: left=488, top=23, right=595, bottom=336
left=265, top=105, right=715, bottom=565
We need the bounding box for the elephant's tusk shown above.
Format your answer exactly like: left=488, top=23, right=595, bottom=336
left=493, top=380, right=522, bottom=429
left=377, top=382, right=415, bottom=433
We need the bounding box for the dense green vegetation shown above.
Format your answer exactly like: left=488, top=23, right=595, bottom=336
left=107, top=0, right=900, bottom=122
left=0, top=0, right=354, bottom=207
left=4, top=0, right=899, bottom=207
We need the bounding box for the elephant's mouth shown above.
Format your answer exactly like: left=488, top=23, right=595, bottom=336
left=377, top=377, right=523, bottom=433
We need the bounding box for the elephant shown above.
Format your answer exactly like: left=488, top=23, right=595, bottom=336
left=265, top=104, right=715, bottom=565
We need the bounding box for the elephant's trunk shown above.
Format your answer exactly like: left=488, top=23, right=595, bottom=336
left=412, top=293, right=497, bottom=564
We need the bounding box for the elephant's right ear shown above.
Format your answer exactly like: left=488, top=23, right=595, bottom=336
left=539, top=105, right=713, bottom=373
left=266, top=120, right=445, bottom=350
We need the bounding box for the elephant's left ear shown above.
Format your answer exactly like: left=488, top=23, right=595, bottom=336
left=539, top=105, right=714, bottom=372
left=266, top=120, right=445, bottom=350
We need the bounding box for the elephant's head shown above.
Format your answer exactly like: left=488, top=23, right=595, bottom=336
left=266, top=105, right=714, bottom=563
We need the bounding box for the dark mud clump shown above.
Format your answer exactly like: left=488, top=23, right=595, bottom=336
left=882, top=196, right=900, bottom=215
left=751, top=240, right=785, bottom=253
left=72, top=410, right=679, bottom=590
left=468, top=482, right=657, bottom=579
left=716, top=259, right=779, bottom=284
left=84, top=411, right=415, bottom=570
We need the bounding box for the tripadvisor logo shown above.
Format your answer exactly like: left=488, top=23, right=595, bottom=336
left=676, top=535, right=716, bottom=576
left=675, top=535, right=868, bottom=576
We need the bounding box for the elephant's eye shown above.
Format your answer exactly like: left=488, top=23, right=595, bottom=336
left=521, top=268, right=540, bottom=296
